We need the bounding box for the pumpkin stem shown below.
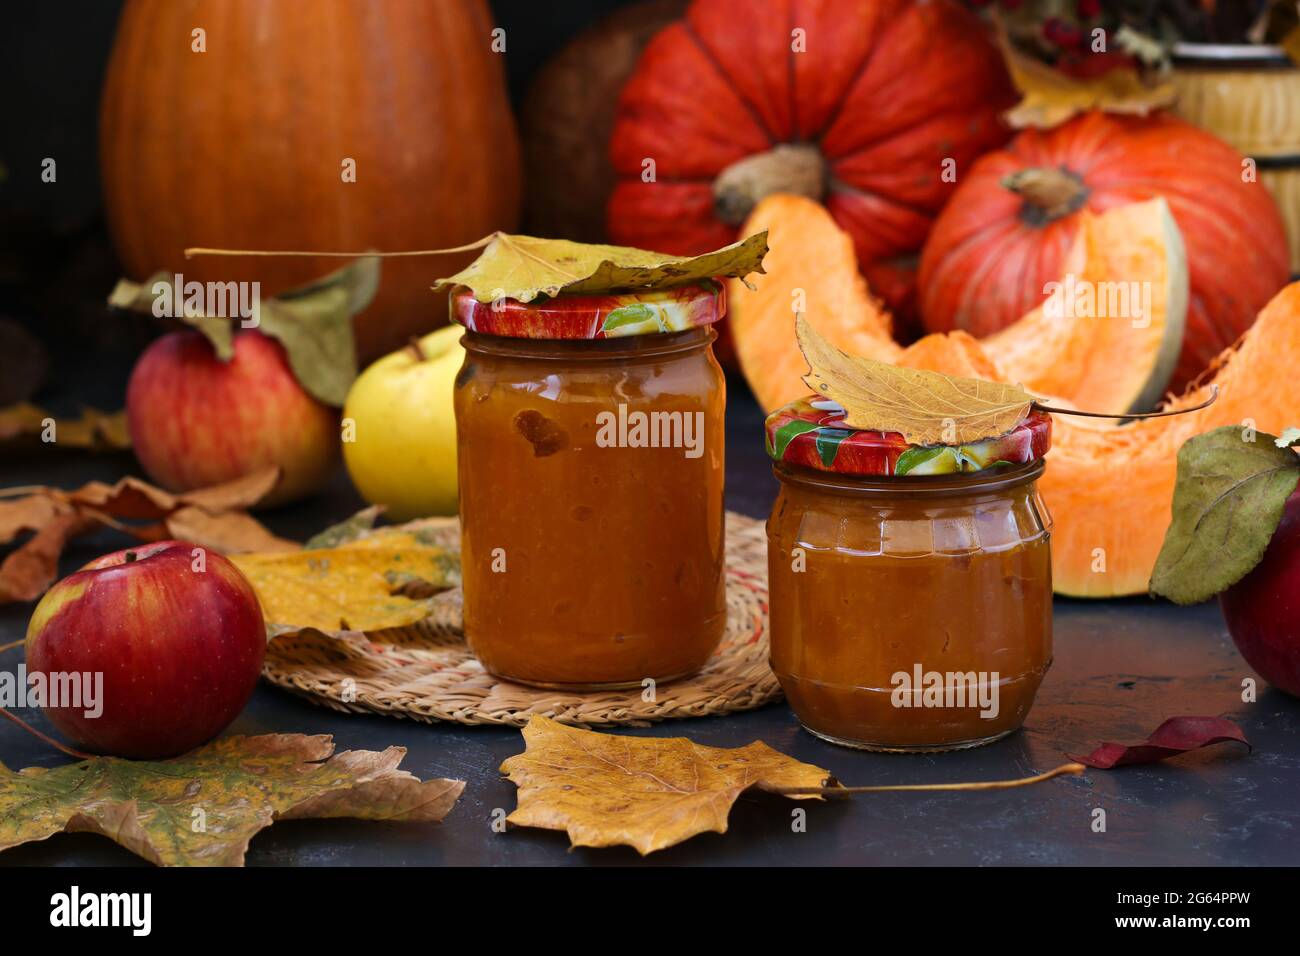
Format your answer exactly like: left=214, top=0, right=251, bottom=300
left=1002, top=167, right=1089, bottom=224
left=713, top=143, right=826, bottom=226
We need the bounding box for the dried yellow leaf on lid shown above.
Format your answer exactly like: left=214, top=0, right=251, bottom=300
left=796, top=315, right=1036, bottom=445
left=433, top=231, right=768, bottom=303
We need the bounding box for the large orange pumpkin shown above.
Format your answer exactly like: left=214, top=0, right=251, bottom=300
left=606, top=0, right=1014, bottom=330
left=100, top=0, right=521, bottom=362
left=918, top=111, right=1290, bottom=390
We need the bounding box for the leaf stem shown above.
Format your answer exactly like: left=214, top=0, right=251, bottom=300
left=773, top=762, right=1086, bottom=796
left=1036, top=386, right=1219, bottom=420
left=0, top=707, right=93, bottom=761
left=184, top=236, right=497, bottom=259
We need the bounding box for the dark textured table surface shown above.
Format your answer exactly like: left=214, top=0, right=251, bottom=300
left=2, top=382, right=1296, bottom=867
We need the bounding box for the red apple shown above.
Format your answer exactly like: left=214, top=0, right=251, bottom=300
left=127, top=329, right=339, bottom=507
left=25, top=541, right=266, bottom=758
left=1220, top=489, right=1300, bottom=698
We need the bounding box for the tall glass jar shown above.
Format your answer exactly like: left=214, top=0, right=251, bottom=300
left=452, top=282, right=727, bottom=689
left=765, top=397, right=1054, bottom=752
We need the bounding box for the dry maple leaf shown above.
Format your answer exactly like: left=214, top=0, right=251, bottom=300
left=431, top=231, right=768, bottom=303
left=796, top=316, right=1035, bottom=445
left=0, top=734, right=463, bottom=866
left=499, top=716, right=833, bottom=855
left=0, top=467, right=295, bottom=604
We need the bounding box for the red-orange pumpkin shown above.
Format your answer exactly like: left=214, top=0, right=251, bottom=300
left=918, top=111, right=1291, bottom=390
left=606, top=0, right=1014, bottom=330
left=100, top=0, right=521, bottom=362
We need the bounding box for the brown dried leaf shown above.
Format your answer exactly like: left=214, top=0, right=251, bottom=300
left=173, top=467, right=284, bottom=514
left=0, top=734, right=463, bottom=867
left=60, top=477, right=180, bottom=520
left=0, top=403, right=130, bottom=451
left=0, top=495, right=69, bottom=546
left=0, top=467, right=293, bottom=604
left=999, top=31, right=1177, bottom=129
left=166, top=507, right=299, bottom=554
left=0, top=513, right=96, bottom=603
left=63, top=466, right=281, bottom=519
left=797, top=316, right=1035, bottom=445
left=500, top=716, right=833, bottom=855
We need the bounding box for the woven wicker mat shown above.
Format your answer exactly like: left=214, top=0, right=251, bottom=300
left=262, top=511, right=781, bottom=727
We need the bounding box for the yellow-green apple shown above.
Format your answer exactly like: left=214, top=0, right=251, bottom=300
left=342, top=325, right=462, bottom=519
left=126, top=329, right=338, bottom=507
left=1220, top=489, right=1300, bottom=698
left=25, top=541, right=266, bottom=759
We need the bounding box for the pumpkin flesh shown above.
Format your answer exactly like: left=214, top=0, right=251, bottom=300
left=918, top=111, right=1289, bottom=390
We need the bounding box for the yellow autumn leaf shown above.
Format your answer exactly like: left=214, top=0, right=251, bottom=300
left=999, top=32, right=1176, bottom=129
left=796, top=316, right=1036, bottom=445
left=232, top=530, right=460, bottom=632
left=500, top=717, right=833, bottom=855
left=432, top=231, right=768, bottom=303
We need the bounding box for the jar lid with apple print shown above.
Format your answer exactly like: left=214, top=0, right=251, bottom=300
left=449, top=280, right=724, bottom=340
left=765, top=396, right=1052, bottom=477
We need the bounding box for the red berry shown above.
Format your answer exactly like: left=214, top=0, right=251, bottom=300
left=1043, top=17, right=1083, bottom=49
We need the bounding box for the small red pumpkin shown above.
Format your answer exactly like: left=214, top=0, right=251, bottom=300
left=607, top=0, right=1015, bottom=332
left=918, top=111, right=1291, bottom=390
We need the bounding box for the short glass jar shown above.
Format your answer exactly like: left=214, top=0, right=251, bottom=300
left=452, top=282, right=727, bottom=690
left=765, top=397, right=1054, bottom=752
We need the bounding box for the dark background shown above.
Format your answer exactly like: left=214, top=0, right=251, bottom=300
left=0, top=0, right=630, bottom=411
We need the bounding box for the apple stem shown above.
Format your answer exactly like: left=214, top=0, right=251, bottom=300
left=124, top=551, right=137, bottom=563
left=0, top=707, right=95, bottom=761
left=407, top=336, right=427, bottom=362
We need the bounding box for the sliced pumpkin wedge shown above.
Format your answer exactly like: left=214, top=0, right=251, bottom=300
left=984, top=198, right=1188, bottom=413
left=729, top=194, right=1188, bottom=416
left=1046, top=282, right=1300, bottom=597
left=727, top=194, right=896, bottom=413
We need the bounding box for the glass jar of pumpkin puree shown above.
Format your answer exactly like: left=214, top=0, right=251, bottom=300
left=452, top=281, right=726, bottom=689
left=765, top=397, right=1054, bottom=752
